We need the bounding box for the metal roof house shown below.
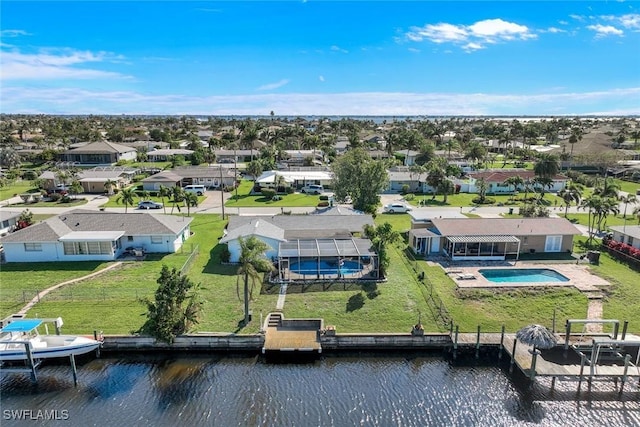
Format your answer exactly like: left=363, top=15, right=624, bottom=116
left=408, top=217, right=581, bottom=261
left=219, top=214, right=377, bottom=281
left=59, top=141, right=137, bottom=166
left=0, top=210, right=193, bottom=262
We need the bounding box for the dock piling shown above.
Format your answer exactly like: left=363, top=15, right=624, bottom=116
left=24, top=342, right=37, bottom=383
left=70, top=354, right=78, bottom=386
left=499, top=326, right=505, bottom=360
left=620, top=354, right=631, bottom=394
left=509, top=338, right=517, bottom=373
left=578, top=353, right=586, bottom=391
left=453, top=325, right=459, bottom=360
left=475, top=325, right=481, bottom=359
left=621, top=321, right=628, bottom=340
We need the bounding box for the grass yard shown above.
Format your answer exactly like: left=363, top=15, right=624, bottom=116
left=6, top=198, right=88, bottom=208
left=0, top=262, right=109, bottom=317
left=225, top=180, right=321, bottom=207
left=0, top=182, right=39, bottom=201
left=408, top=192, right=563, bottom=208
left=611, top=178, right=640, bottom=195
left=560, top=213, right=638, bottom=228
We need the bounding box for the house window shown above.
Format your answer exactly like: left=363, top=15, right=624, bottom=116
left=63, top=241, right=113, bottom=255
left=628, top=236, right=634, bottom=246
left=24, top=243, right=42, bottom=251
left=151, top=236, right=163, bottom=244
left=2, top=220, right=9, bottom=228
left=127, top=236, right=134, bottom=242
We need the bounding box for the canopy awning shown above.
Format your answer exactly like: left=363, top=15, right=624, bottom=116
left=59, top=231, right=124, bottom=241
left=279, top=238, right=376, bottom=258
left=446, top=235, right=520, bottom=244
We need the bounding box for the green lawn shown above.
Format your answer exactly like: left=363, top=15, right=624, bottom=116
left=409, top=192, right=563, bottom=208
left=611, top=178, right=640, bottom=195
left=560, top=213, right=639, bottom=228
left=0, top=262, right=109, bottom=316
left=6, top=198, right=88, bottom=208
left=225, top=180, right=321, bottom=207
left=0, top=182, right=39, bottom=201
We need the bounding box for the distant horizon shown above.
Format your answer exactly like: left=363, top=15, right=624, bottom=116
left=1, top=2, right=639, bottom=115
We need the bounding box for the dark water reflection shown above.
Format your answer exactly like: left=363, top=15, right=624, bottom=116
left=1, top=354, right=639, bottom=426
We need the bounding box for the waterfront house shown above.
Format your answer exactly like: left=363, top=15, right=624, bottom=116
left=387, top=168, right=430, bottom=193
left=141, top=170, right=183, bottom=191
left=59, top=141, right=137, bottom=166
left=255, top=170, right=333, bottom=190
left=38, top=169, right=135, bottom=194
left=0, top=210, right=193, bottom=262
left=172, top=166, right=236, bottom=189
left=408, top=217, right=581, bottom=260
left=220, top=215, right=376, bottom=280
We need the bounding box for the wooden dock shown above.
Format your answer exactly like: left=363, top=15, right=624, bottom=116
left=262, top=313, right=322, bottom=354
left=454, top=330, right=640, bottom=388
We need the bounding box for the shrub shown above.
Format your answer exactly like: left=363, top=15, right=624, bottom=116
left=404, top=194, right=415, bottom=201
left=48, top=193, right=62, bottom=202
left=22, top=170, right=37, bottom=180
left=61, top=195, right=72, bottom=203
left=401, top=184, right=410, bottom=195
left=319, top=195, right=329, bottom=201
left=472, top=196, right=495, bottom=205
left=261, top=188, right=276, bottom=200
left=285, top=186, right=294, bottom=194
left=220, top=245, right=231, bottom=263
left=272, top=195, right=282, bottom=201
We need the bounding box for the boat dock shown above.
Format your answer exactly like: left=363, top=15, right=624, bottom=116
left=262, top=312, right=323, bottom=354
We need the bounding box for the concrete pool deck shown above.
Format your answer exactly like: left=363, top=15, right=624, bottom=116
left=443, top=262, right=611, bottom=292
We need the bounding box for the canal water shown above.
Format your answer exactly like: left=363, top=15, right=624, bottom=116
left=1, top=354, right=639, bottom=426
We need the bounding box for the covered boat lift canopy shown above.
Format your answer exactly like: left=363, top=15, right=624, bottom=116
left=277, top=238, right=377, bottom=281
left=443, top=234, right=521, bottom=261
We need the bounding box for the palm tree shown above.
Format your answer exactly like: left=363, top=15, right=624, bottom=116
left=184, top=192, right=199, bottom=217
left=558, top=183, right=583, bottom=218
left=476, top=177, right=488, bottom=203
left=634, top=205, right=640, bottom=224
left=158, top=185, right=171, bottom=214
left=117, top=187, right=136, bottom=213
left=69, top=180, right=83, bottom=200
left=104, top=179, right=116, bottom=196
left=619, top=194, right=638, bottom=219
left=502, top=176, right=524, bottom=201
left=533, top=153, right=560, bottom=180
left=170, top=186, right=185, bottom=214
left=437, top=179, right=455, bottom=203
left=237, top=236, right=273, bottom=325
left=594, top=179, right=620, bottom=199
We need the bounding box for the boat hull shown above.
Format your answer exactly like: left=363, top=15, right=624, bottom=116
left=0, top=336, right=101, bottom=361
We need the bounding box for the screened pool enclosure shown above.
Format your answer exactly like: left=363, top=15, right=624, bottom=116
left=277, top=238, right=378, bottom=281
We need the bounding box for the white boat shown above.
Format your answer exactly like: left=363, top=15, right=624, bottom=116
left=0, top=318, right=101, bottom=362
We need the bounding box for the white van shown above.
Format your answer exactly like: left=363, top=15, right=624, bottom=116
left=184, top=185, right=206, bottom=196
left=301, top=184, right=324, bottom=195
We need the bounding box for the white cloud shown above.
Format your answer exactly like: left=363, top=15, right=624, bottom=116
left=404, top=18, right=535, bottom=51
left=0, top=29, right=31, bottom=37
left=602, top=13, right=640, bottom=30
left=545, top=27, right=567, bottom=34
left=587, top=24, right=624, bottom=37
left=318, top=75, right=325, bottom=82
left=3, top=86, right=638, bottom=116
left=330, top=45, right=349, bottom=54
left=256, top=79, right=290, bottom=91
left=407, top=47, right=420, bottom=53
left=406, top=23, right=468, bottom=43
left=569, top=14, right=585, bottom=22
left=0, top=47, right=130, bottom=80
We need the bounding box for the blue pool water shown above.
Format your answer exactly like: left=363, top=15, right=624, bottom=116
left=479, top=268, right=570, bottom=283
left=290, top=259, right=363, bottom=275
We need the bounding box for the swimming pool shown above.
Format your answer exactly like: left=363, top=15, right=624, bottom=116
left=289, top=260, right=363, bottom=276
left=478, top=268, right=570, bottom=283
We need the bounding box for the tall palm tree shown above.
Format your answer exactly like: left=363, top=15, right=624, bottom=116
left=104, top=179, right=116, bottom=196
left=502, top=176, right=524, bottom=200
left=237, top=236, right=273, bottom=325
left=619, top=194, right=638, bottom=219
left=558, top=183, right=583, bottom=218
left=594, top=180, right=620, bottom=199
left=184, top=192, right=199, bottom=217
left=437, top=179, right=455, bottom=203
left=117, top=187, right=136, bottom=213
left=533, top=153, right=560, bottom=180
left=158, top=185, right=171, bottom=214
left=170, top=186, right=185, bottom=214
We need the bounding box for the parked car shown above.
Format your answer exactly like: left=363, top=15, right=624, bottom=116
left=383, top=202, right=412, bottom=213
left=184, top=185, right=206, bottom=196
left=137, top=200, right=163, bottom=210
left=301, top=184, right=324, bottom=195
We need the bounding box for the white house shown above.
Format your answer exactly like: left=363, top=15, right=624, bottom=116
left=220, top=214, right=374, bottom=263
left=0, top=210, right=22, bottom=236
left=0, top=210, right=193, bottom=262
left=608, top=225, right=640, bottom=249
left=255, top=170, right=333, bottom=190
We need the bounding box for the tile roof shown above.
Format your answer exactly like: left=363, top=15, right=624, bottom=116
left=63, top=141, right=136, bottom=154
left=0, top=210, right=192, bottom=243
left=141, top=171, right=183, bottom=182
left=430, top=218, right=581, bottom=237
left=468, top=170, right=567, bottom=182
left=226, top=214, right=374, bottom=237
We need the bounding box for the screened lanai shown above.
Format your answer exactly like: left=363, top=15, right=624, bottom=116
left=277, top=238, right=378, bottom=281
left=443, top=235, right=521, bottom=261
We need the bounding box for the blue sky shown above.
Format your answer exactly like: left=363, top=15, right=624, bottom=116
left=1, top=1, right=639, bottom=115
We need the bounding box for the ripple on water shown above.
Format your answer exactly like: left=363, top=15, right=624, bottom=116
left=1, top=355, right=639, bottom=426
